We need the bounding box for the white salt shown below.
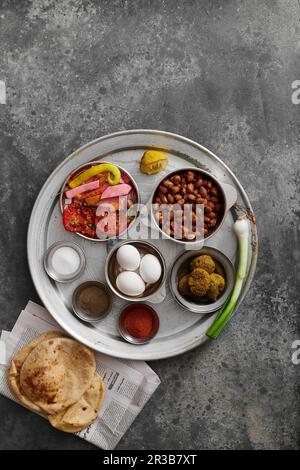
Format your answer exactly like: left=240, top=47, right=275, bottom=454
left=51, top=246, right=80, bottom=276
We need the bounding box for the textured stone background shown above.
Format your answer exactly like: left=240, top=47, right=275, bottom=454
left=0, top=0, right=299, bottom=450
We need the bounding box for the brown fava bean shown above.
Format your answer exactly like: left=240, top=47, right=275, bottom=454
left=207, top=201, right=215, bottom=209
left=167, top=193, right=174, bottom=203
left=204, top=216, right=210, bottom=224
left=210, top=196, right=218, bottom=203
left=187, top=171, right=195, bottom=182
left=188, top=194, right=196, bottom=201
left=155, top=196, right=161, bottom=204
left=187, top=183, right=194, bottom=193
left=163, top=180, right=174, bottom=189
left=159, top=185, right=167, bottom=194
left=160, top=194, right=168, bottom=204
left=172, top=186, right=180, bottom=194
left=172, top=175, right=181, bottom=184
left=208, top=212, right=216, bottom=219
left=196, top=197, right=206, bottom=204
left=155, top=212, right=162, bottom=222
left=207, top=181, right=212, bottom=189
left=182, top=226, right=191, bottom=236
left=209, top=218, right=217, bottom=227
left=174, top=194, right=181, bottom=201
left=204, top=205, right=212, bottom=214
left=199, top=186, right=208, bottom=198
left=185, top=232, right=196, bottom=241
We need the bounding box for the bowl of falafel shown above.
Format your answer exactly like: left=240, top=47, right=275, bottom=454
left=169, top=247, right=235, bottom=314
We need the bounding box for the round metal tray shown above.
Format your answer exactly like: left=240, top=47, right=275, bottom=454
left=27, top=130, right=258, bottom=360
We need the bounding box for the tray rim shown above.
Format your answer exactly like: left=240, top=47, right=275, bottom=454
left=27, top=129, right=258, bottom=359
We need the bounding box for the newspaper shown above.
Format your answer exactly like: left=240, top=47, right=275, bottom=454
left=0, top=301, right=160, bottom=450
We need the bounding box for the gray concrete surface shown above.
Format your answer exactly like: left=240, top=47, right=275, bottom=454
left=0, top=0, right=299, bottom=450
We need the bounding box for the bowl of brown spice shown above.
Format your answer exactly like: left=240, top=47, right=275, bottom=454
left=72, top=281, right=113, bottom=322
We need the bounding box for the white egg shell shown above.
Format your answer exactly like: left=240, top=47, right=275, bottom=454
left=116, top=271, right=145, bottom=296
left=116, top=244, right=141, bottom=271
left=139, top=254, right=162, bottom=284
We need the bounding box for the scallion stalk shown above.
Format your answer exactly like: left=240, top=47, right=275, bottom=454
left=206, top=217, right=249, bottom=339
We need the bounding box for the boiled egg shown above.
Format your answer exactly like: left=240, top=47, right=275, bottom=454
left=139, top=254, right=162, bottom=284
left=116, top=244, right=141, bottom=271
left=116, top=271, right=145, bottom=296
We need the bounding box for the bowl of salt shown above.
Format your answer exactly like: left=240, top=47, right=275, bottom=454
left=43, top=241, right=86, bottom=283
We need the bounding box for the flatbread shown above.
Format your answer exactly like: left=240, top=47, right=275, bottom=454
left=7, top=331, right=65, bottom=413
left=19, top=337, right=96, bottom=415
left=48, top=372, right=105, bottom=433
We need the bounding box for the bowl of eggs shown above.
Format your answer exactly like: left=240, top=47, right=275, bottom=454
left=105, top=240, right=166, bottom=302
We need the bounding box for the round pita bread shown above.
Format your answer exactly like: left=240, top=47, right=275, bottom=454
left=7, top=331, right=65, bottom=414
left=48, top=372, right=105, bottom=433
left=19, top=337, right=96, bottom=415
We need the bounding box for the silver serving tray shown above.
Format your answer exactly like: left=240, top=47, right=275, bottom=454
left=27, top=130, right=258, bottom=360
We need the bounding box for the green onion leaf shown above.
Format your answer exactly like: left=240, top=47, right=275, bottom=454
left=206, top=217, right=249, bottom=339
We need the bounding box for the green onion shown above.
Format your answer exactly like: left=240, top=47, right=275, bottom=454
left=206, top=216, right=249, bottom=339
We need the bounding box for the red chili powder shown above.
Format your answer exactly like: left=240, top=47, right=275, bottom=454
left=121, top=305, right=157, bottom=339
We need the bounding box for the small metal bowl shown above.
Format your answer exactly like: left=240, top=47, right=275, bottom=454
left=151, top=167, right=237, bottom=245
left=72, top=281, right=113, bottom=323
left=105, top=240, right=166, bottom=302
left=170, top=247, right=235, bottom=314
left=118, top=303, right=160, bottom=344
left=60, top=160, right=141, bottom=242
left=43, top=241, right=86, bottom=283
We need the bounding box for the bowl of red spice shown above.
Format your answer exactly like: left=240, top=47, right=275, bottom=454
left=118, top=303, right=160, bottom=344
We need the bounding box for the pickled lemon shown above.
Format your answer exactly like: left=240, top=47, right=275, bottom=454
left=140, top=150, right=169, bottom=175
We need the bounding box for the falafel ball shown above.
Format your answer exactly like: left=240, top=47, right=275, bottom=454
left=214, top=260, right=225, bottom=277
left=188, top=268, right=211, bottom=296
left=178, top=274, right=191, bottom=297
left=190, top=255, right=215, bottom=274
left=207, top=273, right=225, bottom=301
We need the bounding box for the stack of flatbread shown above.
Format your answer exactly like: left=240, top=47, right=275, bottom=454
left=7, top=331, right=105, bottom=433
